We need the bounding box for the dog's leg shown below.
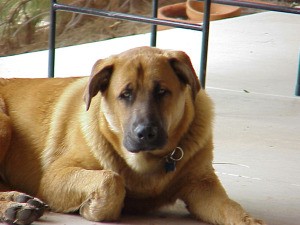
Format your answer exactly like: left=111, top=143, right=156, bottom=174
left=0, top=99, right=48, bottom=224
left=0, top=191, right=47, bottom=225
left=38, top=166, right=125, bottom=222
left=180, top=172, right=265, bottom=225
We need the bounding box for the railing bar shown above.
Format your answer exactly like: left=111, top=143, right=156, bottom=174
left=48, top=0, right=57, bottom=78
left=150, top=0, right=158, bottom=47
left=212, top=0, right=300, bottom=14
left=200, top=0, right=211, bottom=89
left=53, top=3, right=203, bottom=31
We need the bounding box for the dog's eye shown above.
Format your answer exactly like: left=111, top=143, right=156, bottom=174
left=158, top=88, right=166, bottom=95
left=119, top=90, right=133, bottom=100
left=156, top=88, right=169, bottom=97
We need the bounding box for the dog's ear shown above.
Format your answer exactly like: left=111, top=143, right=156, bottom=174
left=166, top=51, right=201, bottom=99
left=84, top=59, right=114, bottom=111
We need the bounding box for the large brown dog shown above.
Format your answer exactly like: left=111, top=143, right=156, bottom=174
left=0, top=47, right=264, bottom=225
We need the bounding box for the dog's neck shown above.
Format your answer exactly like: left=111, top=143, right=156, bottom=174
left=122, top=146, right=184, bottom=175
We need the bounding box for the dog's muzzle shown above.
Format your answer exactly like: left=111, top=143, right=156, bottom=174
left=123, top=123, right=167, bottom=153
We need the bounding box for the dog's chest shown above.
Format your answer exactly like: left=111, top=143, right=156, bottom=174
left=124, top=171, right=177, bottom=199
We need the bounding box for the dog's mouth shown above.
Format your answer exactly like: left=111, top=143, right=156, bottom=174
left=124, top=140, right=167, bottom=153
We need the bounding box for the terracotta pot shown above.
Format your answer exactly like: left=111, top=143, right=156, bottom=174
left=186, top=0, right=241, bottom=21
left=157, top=2, right=201, bottom=30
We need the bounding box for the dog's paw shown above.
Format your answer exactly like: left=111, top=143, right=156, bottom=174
left=3, top=203, right=41, bottom=225
left=0, top=192, right=48, bottom=225
left=242, top=214, right=266, bottom=225
left=13, top=193, right=47, bottom=219
left=79, top=192, right=122, bottom=222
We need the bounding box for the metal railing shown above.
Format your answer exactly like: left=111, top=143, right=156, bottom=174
left=48, top=0, right=300, bottom=93
left=48, top=0, right=212, bottom=89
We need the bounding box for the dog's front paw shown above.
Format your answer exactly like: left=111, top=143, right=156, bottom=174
left=79, top=191, right=124, bottom=222
left=79, top=172, right=125, bottom=222
left=242, top=214, right=266, bottom=225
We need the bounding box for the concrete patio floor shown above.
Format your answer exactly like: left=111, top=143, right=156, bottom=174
left=1, top=11, right=300, bottom=225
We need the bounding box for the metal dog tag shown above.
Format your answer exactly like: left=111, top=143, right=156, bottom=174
left=164, top=147, right=184, bottom=173
left=165, top=160, right=176, bottom=172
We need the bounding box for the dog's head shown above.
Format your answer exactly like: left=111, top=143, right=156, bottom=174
left=84, top=47, right=200, bottom=169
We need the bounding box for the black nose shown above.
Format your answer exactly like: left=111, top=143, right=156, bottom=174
left=134, top=124, right=158, bottom=142
left=124, top=122, right=167, bottom=152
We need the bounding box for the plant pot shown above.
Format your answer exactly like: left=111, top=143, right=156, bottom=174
left=157, top=2, right=201, bottom=30
left=186, top=0, right=241, bottom=21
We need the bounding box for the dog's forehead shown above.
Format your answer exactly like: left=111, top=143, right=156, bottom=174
left=114, top=47, right=171, bottom=67
left=117, top=52, right=165, bottom=66
left=117, top=46, right=164, bottom=57
left=114, top=56, right=174, bottom=83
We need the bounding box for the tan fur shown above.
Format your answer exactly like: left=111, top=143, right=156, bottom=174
left=0, top=47, right=264, bottom=225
